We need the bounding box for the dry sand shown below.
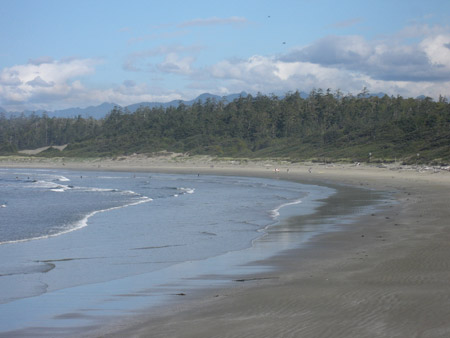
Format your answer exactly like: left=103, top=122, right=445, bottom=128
left=2, top=155, right=450, bottom=337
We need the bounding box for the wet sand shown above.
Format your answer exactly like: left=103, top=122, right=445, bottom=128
left=2, top=155, right=450, bottom=337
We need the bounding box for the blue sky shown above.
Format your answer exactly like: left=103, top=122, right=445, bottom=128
left=1, top=0, right=450, bottom=111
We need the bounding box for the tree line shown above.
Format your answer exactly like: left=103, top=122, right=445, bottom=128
left=1, top=89, right=449, bottom=163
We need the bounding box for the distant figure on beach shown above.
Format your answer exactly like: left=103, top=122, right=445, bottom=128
left=309, top=168, right=312, bottom=173
left=275, top=168, right=280, bottom=173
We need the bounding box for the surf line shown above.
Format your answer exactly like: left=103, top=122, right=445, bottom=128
left=270, top=199, right=303, bottom=219
left=0, top=196, right=153, bottom=246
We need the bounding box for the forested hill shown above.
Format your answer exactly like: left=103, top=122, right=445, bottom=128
left=1, top=90, right=449, bottom=164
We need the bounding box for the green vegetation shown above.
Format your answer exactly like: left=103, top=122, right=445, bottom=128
left=1, top=89, right=449, bottom=164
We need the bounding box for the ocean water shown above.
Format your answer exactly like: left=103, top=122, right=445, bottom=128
left=0, top=168, right=381, bottom=336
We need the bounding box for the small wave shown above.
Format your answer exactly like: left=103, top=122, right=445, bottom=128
left=62, top=196, right=153, bottom=236
left=131, top=244, right=184, bottom=250
left=123, top=190, right=139, bottom=195
left=80, top=187, right=139, bottom=196
left=49, top=184, right=74, bottom=192
left=31, top=180, right=144, bottom=197
left=83, top=187, right=118, bottom=193
left=0, top=262, right=55, bottom=277
left=0, top=196, right=153, bottom=246
left=54, top=176, right=70, bottom=182
left=25, top=173, right=71, bottom=183
left=29, top=180, right=63, bottom=189
left=50, top=188, right=66, bottom=192
left=26, top=179, right=74, bottom=192
left=167, top=187, right=195, bottom=197
left=178, top=187, right=195, bottom=194
left=201, top=231, right=217, bottom=236
left=270, top=199, right=303, bottom=219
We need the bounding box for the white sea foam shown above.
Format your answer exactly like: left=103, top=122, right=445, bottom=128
left=83, top=187, right=118, bottom=193
left=29, top=180, right=58, bottom=188
left=27, top=173, right=71, bottom=183
left=64, top=196, right=153, bottom=236
left=79, top=187, right=142, bottom=196
left=30, top=180, right=72, bottom=192
left=270, top=199, right=303, bottom=219
left=123, top=190, right=138, bottom=195
left=50, top=188, right=66, bottom=192
left=178, top=187, right=195, bottom=194
left=54, top=176, right=70, bottom=182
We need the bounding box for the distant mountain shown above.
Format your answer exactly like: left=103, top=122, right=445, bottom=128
left=3, top=91, right=415, bottom=120
left=124, top=92, right=248, bottom=113
left=53, top=102, right=119, bottom=119
left=4, top=92, right=250, bottom=119
left=4, top=102, right=120, bottom=119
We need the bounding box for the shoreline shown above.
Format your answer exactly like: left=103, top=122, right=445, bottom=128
left=2, top=156, right=450, bottom=337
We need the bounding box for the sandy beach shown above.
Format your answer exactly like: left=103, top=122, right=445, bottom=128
left=2, top=155, right=450, bottom=337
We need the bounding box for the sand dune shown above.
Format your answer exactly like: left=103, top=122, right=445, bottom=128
left=17, top=144, right=67, bottom=155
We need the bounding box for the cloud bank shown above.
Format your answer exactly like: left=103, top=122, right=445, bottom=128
left=0, top=58, right=182, bottom=111
left=1, top=23, right=449, bottom=111
left=201, top=24, right=450, bottom=99
left=280, top=33, right=450, bottom=82
left=0, top=58, right=97, bottom=110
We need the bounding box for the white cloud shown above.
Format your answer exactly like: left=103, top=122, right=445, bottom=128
left=396, top=23, right=450, bottom=40
left=211, top=56, right=278, bottom=81
left=281, top=27, right=450, bottom=83
left=420, top=34, right=450, bottom=68
left=207, top=55, right=368, bottom=95
left=0, top=57, right=186, bottom=111
left=282, top=35, right=371, bottom=67
left=26, top=76, right=54, bottom=88
left=28, top=56, right=54, bottom=65
left=202, top=26, right=450, bottom=99
left=0, top=58, right=98, bottom=110
left=157, top=53, right=195, bottom=75
left=79, top=83, right=183, bottom=107
left=123, top=45, right=203, bottom=73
